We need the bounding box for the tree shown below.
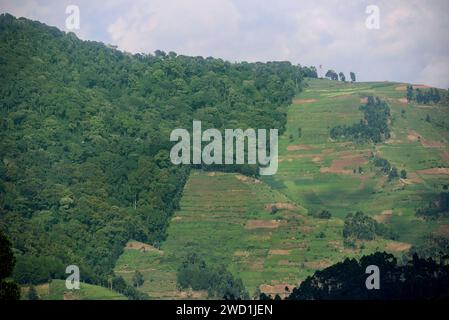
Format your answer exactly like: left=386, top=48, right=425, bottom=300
left=388, top=167, right=399, bottom=181
left=287, top=251, right=449, bottom=300
left=400, top=169, right=407, bottom=179
left=132, top=271, right=144, bottom=288
left=0, top=230, right=20, bottom=300
left=325, top=70, right=338, bottom=81
left=330, top=97, right=391, bottom=143
left=0, top=14, right=305, bottom=288
left=350, top=72, right=356, bottom=82
left=338, top=72, right=346, bottom=82
left=406, top=85, right=413, bottom=102
left=27, top=285, right=39, bottom=300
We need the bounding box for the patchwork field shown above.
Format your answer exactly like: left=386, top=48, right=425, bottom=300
left=264, top=78, right=449, bottom=243
left=116, top=78, right=449, bottom=299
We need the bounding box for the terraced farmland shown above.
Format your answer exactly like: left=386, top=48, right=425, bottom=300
left=116, top=78, right=449, bottom=299
left=116, top=173, right=404, bottom=299
left=264, top=78, right=449, bottom=243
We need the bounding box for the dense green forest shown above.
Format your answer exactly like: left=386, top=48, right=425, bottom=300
left=0, top=14, right=307, bottom=291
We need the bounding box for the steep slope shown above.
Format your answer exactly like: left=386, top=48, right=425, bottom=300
left=0, top=13, right=303, bottom=290
left=116, top=79, right=449, bottom=299
left=265, top=78, right=449, bottom=244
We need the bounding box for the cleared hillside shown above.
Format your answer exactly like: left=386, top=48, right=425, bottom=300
left=116, top=79, right=449, bottom=299
left=264, top=78, right=449, bottom=244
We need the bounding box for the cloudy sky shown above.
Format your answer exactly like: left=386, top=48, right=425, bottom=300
left=1, top=0, right=449, bottom=88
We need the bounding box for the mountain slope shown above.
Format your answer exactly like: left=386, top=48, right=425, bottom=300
left=0, top=13, right=303, bottom=290
left=117, top=79, right=449, bottom=299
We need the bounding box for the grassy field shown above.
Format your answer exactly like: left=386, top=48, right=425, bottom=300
left=21, top=280, right=127, bottom=300
left=264, top=78, right=449, bottom=243
left=115, top=78, right=449, bottom=299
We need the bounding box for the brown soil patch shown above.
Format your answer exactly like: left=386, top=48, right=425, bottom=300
left=322, top=148, right=334, bottom=154
left=373, top=210, right=393, bottom=223
left=397, top=98, right=408, bottom=104
left=249, top=258, right=265, bottom=271
left=269, top=249, right=291, bottom=255
left=279, top=153, right=322, bottom=162
left=235, top=174, right=261, bottom=184
left=360, top=97, right=368, bottom=103
left=421, top=139, right=445, bottom=148
left=278, top=260, right=296, bottom=266
left=63, top=292, right=76, bottom=300
left=320, top=153, right=367, bottom=175
left=435, top=225, right=449, bottom=238
left=418, top=168, right=449, bottom=175
left=312, top=156, right=322, bottom=163
left=126, top=241, right=163, bottom=254
left=441, top=152, right=449, bottom=164
left=245, top=220, right=280, bottom=230
left=234, top=250, right=250, bottom=257
left=176, top=290, right=208, bottom=299
left=395, top=84, right=430, bottom=91
left=265, top=203, right=297, bottom=212
left=304, top=259, right=333, bottom=269
left=405, top=172, right=424, bottom=184
left=259, top=284, right=296, bottom=299
left=287, top=144, right=313, bottom=151
left=293, top=98, right=317, bottom=104
left=407, top=131, right=420, bottom=142
left=299, top=226, right=314, bottom=234
left=385, top=241, right=412, bottom=252
left=407, top=131, right=444, bottom=148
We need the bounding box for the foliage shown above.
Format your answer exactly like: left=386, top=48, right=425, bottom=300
left=26, top=285, right=39, bottom=300
left=330, top=96, right=391, bottom=143
left=110, top=275, right=148, bottom=300
left=325, top=70, right=338, bottom=81
left=287, top=251, right=449, bottom=300
left=300, top=66, right=318, bottom=78
left=132, top=271, right=144, bottom=288
left=350, top=72, right=356, bottom=82
left=177, top=253, right=248, bottom=299
left=0, top=230, right=20, bottom=300
left=407, top=86, right=441, bottom=104
left=406, top=235, right=449, bottom=262
left=0, top=14, right=303, bottom=286
left=416, top=192, right=449, bottom=219
left=343, top=211, right=392, bottom=241
left=308, top=209, right=332, bottom=219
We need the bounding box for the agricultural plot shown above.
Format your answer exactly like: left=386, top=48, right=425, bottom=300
left=116, top=173, right=405, bottom=299
left=116, top=78, right=449, bottom=299
left=265, top=78, right=449, bottom=242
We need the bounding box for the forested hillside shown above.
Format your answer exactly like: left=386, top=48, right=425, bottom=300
left=0, top=14, right=306, bottom=289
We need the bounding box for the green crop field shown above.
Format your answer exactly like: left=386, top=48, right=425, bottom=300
left=115, top=78, right=449, bottom=299
left=21, top=280, right=127, bottom=300
left=265, top=78, right=449, bottom=239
